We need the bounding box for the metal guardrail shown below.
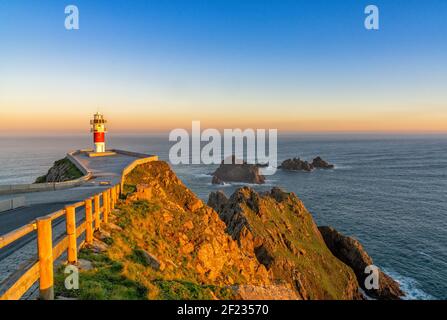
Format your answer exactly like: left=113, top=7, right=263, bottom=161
left=0, top=184, right=121, bottom=300
left=0, top=197, right=26, bottom=213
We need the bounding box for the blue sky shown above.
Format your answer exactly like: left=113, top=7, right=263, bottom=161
left=0, top=0, right=446, bottom=132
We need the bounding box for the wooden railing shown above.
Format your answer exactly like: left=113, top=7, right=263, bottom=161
left=0, top=184, right=121, bottom=300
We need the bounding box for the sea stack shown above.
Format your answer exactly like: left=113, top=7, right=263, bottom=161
left=211, top=156, right=265, bottom=184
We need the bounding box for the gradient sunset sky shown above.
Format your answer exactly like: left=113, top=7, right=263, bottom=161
left=1, top=0, right=446, bottom=133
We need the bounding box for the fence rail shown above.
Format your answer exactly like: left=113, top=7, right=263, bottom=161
left=0, top=184, right=121, bottom=300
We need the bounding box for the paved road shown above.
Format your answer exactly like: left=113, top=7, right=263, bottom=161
left=0, top=152, right=136, bottom=206
left=0, top=152, right=141, bottom=289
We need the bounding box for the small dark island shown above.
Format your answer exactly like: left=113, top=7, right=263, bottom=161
left=311, top=156, right=334, bottom=169
left=279, top=156, right=334, bottom=172
left=211, top=155, right=265, bottom=184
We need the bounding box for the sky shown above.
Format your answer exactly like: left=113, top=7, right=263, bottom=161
left=0, top=0, right=446, bottom=134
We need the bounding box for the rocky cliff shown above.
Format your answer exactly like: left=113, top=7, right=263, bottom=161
left=35, top=157, right=83, bottom=183
left=208, top=187, right=360, bottom=300
left=318, top=226, right=404, bottom=300
left=55, top=160, right=385, bottom=300
left=58, top=161, right=301, bottom=300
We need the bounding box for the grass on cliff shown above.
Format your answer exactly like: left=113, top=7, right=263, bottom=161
left=54, top=199, right=236, bottom=300
left=54, top=247, right=233, bottom=300
left=54, top=249, right=148, bottom=300
left=238, top=196, right=356, bottom=300
left=35, top=157, right=83, bottom=183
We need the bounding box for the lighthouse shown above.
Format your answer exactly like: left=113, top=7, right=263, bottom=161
left=90, top=112, right=107, bottom=153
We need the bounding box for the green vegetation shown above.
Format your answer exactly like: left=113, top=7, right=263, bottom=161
left=130, top=248, right=151, bottom=267
left=228, top=189, right=359, bottom=300
left=35, top=175, right=48, bottom=183
left=35, top=157, right=83, bottom=183
left=154, top=280, right=233, bottom=300
left=122, top=183, right=136, bottom=197
left=54, top=249, right=147, bottom=300
left=54, top=242, right=234, bottom=300
left=115, top=199, right=160, bottom=229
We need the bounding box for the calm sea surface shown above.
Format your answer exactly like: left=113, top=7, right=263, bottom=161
left=0, top=134, right=446, bottom=299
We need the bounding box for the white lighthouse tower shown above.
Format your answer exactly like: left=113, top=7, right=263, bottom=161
left=90, top=112, right=107, bottom=153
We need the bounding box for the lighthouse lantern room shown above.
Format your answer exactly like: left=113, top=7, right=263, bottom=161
left=90, top=112, right=107, bottom=153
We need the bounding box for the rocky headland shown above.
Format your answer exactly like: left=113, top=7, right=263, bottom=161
left=35, top=157, right=83, bottom=183
left=208, top=187, right=360, bottom=299
left=54, top=160, right=403, bottom=300
left=318, top=226, right=404, bottom=300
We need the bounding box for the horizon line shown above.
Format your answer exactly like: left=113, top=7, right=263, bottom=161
left=1, top=130, right=447, bottom=137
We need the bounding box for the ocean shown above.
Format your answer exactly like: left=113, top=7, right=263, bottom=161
left=0, top=133, right=446, bottom=299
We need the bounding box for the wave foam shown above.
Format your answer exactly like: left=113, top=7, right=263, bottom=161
left=382, top=268, right=436, bottom=300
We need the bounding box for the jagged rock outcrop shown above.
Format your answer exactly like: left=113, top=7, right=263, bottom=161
left=106, top=161, right=298, bottom=299
left=211, top=156, right=265, bottom=184
left=59, top=160, right=394, bottom=300
left=311, top=156, right=334, bottom=169
left=208, top=187, right=361, bottom=300
left=279, top=158, right=313, bottom=171
left=279, top=156, right=334, bottom=171
left=318, top=226, right=404, bottom=300
left=35, top=157, right=83, bottom=183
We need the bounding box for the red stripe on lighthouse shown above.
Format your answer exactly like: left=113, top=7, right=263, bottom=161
left=94, top=132, right=105, bottom=143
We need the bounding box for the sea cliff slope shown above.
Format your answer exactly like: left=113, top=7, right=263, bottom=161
left=56, top=161, right=364, bottom=300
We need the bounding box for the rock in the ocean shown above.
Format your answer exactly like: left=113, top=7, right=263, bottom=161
left=311, top=156, right=334, bottom=169
left=279, top=158, right=314, bottom=171
left=318, top=226, right=405, bottom=300
left=211, top=156, right=265, bottom=184
left=279, top=156, right=334, bottom=171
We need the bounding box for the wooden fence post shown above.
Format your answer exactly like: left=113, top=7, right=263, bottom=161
left=112, top=186, right=116, bottom=206
left=65, top=205, right=77, bottom=264
left=108, top=188, right=113, bottom=210
left=85, top=198, right=93, bottom=244
left=94, top=194, right=100, bottom=230
left=102, top=191, right=109, bottom=224
left=111, top=187, right=115, bottom=209
left=37, top=217, right=54, bottom=300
